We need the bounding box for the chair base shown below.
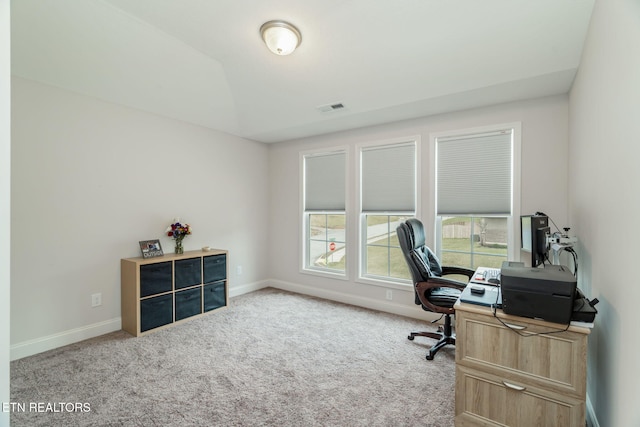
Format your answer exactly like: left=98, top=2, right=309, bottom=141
left=408, top=314, right=455, bottom=360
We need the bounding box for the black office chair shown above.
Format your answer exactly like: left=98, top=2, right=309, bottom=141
left=396, top=218, right=474, bottom=360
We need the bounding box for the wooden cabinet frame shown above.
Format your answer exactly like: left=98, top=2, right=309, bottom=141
left=454, top=301, right=590, bottom=427
left=121, top=249, right=228, bottom=336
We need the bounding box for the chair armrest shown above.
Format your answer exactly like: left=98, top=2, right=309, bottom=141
left=441, top=266, right=475, bottom=279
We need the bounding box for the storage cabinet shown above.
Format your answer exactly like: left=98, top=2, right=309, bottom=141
left=454, top=301, right=590, bottom=427
left=121, top=249, right=228, bottom=336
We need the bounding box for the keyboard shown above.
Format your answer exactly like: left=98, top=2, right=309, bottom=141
left=470, top=267, right=501, bottom=284
left=483, top=268, right=501, bottom=281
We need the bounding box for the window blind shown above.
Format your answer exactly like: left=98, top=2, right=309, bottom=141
left=361, top=143, right=415, bottom=212
left=304, top=152, right=346, bottom=211
left=436, top=130, right=512, bottom=215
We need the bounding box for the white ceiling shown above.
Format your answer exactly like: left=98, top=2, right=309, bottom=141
left=11, top=0, right=595, bottom=143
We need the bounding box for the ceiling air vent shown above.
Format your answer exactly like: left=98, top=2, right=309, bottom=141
left=317, top=102, right=346, bottom=113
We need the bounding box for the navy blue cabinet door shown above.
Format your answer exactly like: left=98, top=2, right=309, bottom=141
left=203, top=254, right=226, bottom=284
left=175, top=288, right=202, bottom=321
left=140, top=294, right=173, bottom=332
left=140, top=262, right=172, bottom=297
left=204, top=282, right=226, bottom=312
left=175, top=258, right=202, bottom=289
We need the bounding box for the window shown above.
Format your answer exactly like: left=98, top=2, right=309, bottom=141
left=307, top=213, right=346, bottom=272
left=438, top=216, right=508, bottom=269
left=359, top=140, right=417, bottom=282
left=433, top=125, right=520, bottom=270
left=364, top=214, right=412, bottom=280
left=302, top=150, right=347, bottom=275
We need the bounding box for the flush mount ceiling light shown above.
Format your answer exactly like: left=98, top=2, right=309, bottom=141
left=260, top=20, right=302, bottom=56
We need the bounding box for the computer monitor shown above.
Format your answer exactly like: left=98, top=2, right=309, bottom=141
left=521, top=214, right=550, bottom=267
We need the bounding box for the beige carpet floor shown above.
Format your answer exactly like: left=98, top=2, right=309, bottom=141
left=10, top=288, right=455, bottom=426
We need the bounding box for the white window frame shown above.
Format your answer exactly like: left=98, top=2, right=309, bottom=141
left=356, top=136, right=420, bottom=288
left=429, top=123, right=521, bottom=262
left=300, top=147, right=349, bottom=279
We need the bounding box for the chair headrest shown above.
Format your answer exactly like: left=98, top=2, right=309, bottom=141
left=406, top=218, right=426, bottom=250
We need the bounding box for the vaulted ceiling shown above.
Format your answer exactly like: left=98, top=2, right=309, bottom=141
left=11, top=0, right=594, bottom=143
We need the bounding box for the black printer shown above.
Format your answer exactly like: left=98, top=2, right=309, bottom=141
left=500, top=261, right=577, bottom=324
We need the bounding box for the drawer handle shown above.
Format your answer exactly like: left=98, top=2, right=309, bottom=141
left=502, top=381, right=526, bottom=391
left=503, top=322, right=527, bottom=330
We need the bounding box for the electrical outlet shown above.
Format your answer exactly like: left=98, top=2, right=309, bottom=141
left=236, top=265, right=243, bottom=276
left=386, top=290, right=393, bottom=301
left=91, top=293, right=102, bottom=307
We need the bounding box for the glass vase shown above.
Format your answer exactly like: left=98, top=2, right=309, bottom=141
left=175, top=240, right=184, bottom=254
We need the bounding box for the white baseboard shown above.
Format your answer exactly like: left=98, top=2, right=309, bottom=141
left=267, top=279, right=437, bottom=322
left=228, top=280, right=269, bottom=298
left=10, top=317, right=121, bottom=361
left=7, top=279, right=434, bottom=361
left=586, top=393, right=599, bottom=427
left=10, top=280, right=269, bottom=361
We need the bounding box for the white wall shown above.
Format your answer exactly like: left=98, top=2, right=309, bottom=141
left=1, top=0, right=11, bottom=424
left=268, top=95, right=570, bottom=317
left=569, top=0, right=640, bottom=425
left=10, top=77, right=270, bottom=358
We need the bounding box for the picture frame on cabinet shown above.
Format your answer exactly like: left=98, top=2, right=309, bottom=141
left=139, top=239, right=164, bottom=259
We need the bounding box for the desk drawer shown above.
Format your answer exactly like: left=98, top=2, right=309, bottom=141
left=455, top=365, right=584, bottom=427
left=455, top=310, right=587, bottom=397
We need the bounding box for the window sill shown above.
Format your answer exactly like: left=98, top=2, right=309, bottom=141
left=356, top=275, right=413, bottom=290
left=300, top=268, right=349, bottom=281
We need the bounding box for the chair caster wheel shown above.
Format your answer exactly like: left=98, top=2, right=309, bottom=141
left=408, top=335, right=415, bottom=340
left=426, top=354, right=434, bottom=361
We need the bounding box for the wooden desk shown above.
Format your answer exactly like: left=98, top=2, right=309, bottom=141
left=454, top=300, right=590, bottom=427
